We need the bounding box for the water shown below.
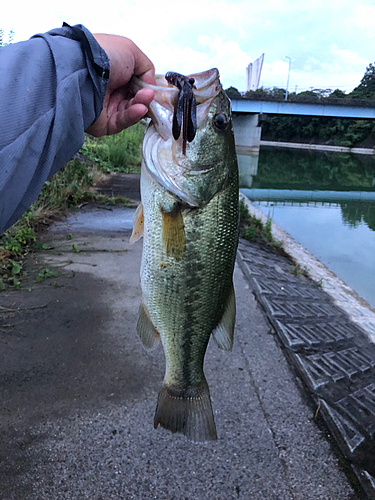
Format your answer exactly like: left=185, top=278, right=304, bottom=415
left=240, top=147, right=375, bottom=308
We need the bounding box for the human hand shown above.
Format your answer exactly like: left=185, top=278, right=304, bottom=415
left=86, top=34, right=155, bottom=137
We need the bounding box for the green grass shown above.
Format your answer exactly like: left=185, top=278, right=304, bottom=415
left=290, top=264, right=310, bottom=277
left=0, top=159, right=131, bottom=291
left=80, top=121, right=147, bottom=173
left=1, top=118, right=146, bottom=291
left=239, top=199, right=283, bottom=249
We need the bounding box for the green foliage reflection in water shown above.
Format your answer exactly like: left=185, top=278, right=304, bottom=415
left=254, top=148, right=375, bottom=191
left=254, top=148, right=375, bottom=232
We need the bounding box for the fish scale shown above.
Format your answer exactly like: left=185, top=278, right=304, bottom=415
left=131, top=68, right=239, bottom=441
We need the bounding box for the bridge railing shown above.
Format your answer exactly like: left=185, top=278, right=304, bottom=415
left=231, top=92, right=375, bottom=108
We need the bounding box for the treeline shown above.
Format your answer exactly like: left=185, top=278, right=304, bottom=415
left=226, top=63, right=375, bottom=147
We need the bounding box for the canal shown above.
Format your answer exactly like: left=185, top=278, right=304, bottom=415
left=240, top=147, right=375, bottom=308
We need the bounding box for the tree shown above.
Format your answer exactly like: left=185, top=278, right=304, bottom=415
left=225, top=86, right=242, bottom=99
left=351, top=63, right=375, bottom=99
left=330, top=89, right=346, bottom=98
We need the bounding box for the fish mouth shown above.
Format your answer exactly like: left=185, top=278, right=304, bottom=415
left=134, top=68, right=224, bottom=207
left=132, top=68, right=221, bottom=107
left=131, top=69, right=222, bottom=139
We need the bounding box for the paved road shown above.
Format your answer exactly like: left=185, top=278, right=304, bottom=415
left=0, top=207, right=357, bottom=499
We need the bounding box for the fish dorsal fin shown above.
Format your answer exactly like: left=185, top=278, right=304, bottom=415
left=136, top=302, right=161, bottom=350
left=161, top=206, right=185, bottom=260
left=212, top=282, right=236, bottom=351
left=130, top=203, right=144, bottom=244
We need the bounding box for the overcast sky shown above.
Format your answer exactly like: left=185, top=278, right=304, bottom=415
left=2, top=0, right=375, bottom=93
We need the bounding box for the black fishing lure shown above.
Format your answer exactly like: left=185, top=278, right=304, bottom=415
left=165, top=72, right=197, bottom=155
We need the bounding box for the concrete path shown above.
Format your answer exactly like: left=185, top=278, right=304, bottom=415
left=0, top=206, right=357, bottom=500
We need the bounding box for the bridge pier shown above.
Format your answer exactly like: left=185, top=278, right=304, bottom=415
left=232, top=113, right=261, bottom=188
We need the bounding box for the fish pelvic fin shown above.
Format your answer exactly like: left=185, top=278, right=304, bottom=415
left=161, top=206, right=185, bottom=260
left=136, top=302, right=161, bottom=350
left=154, top=378, right=217, bottom=442
left=130, top=203, right=144, bottom=244
left=212, top=282, right=236, bottom=351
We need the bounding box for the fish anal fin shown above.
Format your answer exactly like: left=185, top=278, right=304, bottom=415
left=136, top=302, right=160, bottom=351
left=130, top=203, right=144, bottom=244
left=212, top=283, right=236, bottom=351
left=154, top=378, right=217, bottom=442
left=161, top=206, right=185, bottom=260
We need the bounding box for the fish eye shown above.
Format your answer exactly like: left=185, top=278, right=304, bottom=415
left=213, top=113, right=229, bottom=131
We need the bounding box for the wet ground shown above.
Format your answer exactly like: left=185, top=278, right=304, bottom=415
left=0, top=204, right=359, bottom=500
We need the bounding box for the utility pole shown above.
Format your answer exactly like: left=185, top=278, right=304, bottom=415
left=284, top=56, right=291, bottom=100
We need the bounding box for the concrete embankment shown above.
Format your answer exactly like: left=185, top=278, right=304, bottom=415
left=240, top=193, right=375, bottom=345
left=260, top=140, right=375, bottom=155
left=240, top=193, right=375, bottom=498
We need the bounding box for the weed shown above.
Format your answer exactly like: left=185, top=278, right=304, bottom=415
left=264, top=218, right=273, bottom=242
left=7, top=259, right=22, bottom=275
left=3, top=227, right=36, bottom=255
left=7, top=277, right=20, bottom=289
left=239, top=199, right=250, bottom=221
left=1, top=125, right=139, bottom=291
left=242, top=226, right=257, bottom=242
left=36, top=269, right=59, bottom=283
left=80, top=121, right=146, bottom=173
left=240, top=199, right=283, bottom=250
left=32, top=242, right=49, bottom=251
left=290, top=264, right=309, bottom=277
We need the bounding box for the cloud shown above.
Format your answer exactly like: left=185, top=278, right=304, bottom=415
left=353, top=4, right=375, bottom=30
left=2, top=0, right=374, bottom=92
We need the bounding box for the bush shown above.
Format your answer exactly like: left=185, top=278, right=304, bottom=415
left=81, top=121, right=147, bottom=173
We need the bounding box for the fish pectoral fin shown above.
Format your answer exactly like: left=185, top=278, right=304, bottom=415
left=136, top=302, right=161, bottom=350
left=154, top=378, right=217, bottom=442
left=161, top=206, right=185, bottom=260
left=130, top=203, right=144, bottom=244
left=212, top=283, right=236, bottom=351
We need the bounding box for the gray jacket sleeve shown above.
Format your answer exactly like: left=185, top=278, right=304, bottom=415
left=0, top=24, right=109, bottom=234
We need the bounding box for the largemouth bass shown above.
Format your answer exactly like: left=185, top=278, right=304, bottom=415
left=130, top=68, right=239, bottom=442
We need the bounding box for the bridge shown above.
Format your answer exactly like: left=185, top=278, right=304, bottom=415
left=230, top=97, right=375, bottom=188
left=231, top=98, right=375, bottom=119
left=241, top=188, right=375, bottom=203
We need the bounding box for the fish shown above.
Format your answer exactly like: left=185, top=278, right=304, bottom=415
left=130, top=68, right=239, bottom=442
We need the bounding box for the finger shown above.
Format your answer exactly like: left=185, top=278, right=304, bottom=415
left=107, top=87, right=154, bottom=116
left=126, top=88, right=155, bottom=108
left=108, top=103, right=149, bottom=134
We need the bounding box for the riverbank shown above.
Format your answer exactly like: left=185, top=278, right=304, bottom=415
left=260, top=140, right=375, bottom=155
left=240, top=193, right=375, bottom=344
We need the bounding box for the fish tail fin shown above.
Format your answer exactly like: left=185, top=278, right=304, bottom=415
left=154, top=378, right=217, bottom=442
